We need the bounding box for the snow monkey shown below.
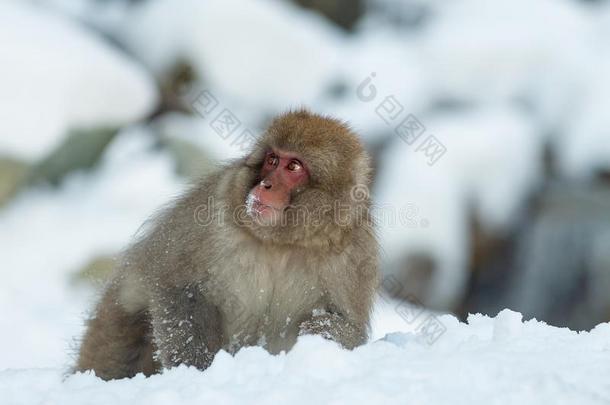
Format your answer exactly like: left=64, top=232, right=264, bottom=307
left=76, top=110, right=379, bottom=380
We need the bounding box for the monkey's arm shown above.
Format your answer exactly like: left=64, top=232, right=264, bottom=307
left=300, top=251, right=378, bottom=349
left=298, top=312, right=366, bottom=349
left=149, top=282, right=224, bottom=371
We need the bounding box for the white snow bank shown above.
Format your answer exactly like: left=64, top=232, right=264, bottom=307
left=0, top=1, right=158, bottom=160
left=421, top=0, right=593, bottom=128
left=556, top=51, right=610, bottom=180
left=35, top=0, right=132, bottom=34
left=321, top=31, right=431, bottom=145
left=154, top=112, right=257, bottom=162
left=2, top=310, right=610, bottom=405
left=375, top=106, right=541, bottom=309
left=120, top=0, right=343, bottom=112
left=0, top=125, right=183, bottom=369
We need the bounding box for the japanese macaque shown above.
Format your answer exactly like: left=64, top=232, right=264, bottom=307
left=75, top=110, right=379, bottom=380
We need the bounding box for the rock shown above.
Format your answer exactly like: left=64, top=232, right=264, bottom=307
left=506, top=183, right=610, bottom=330
left=383, top=252, right=436, bottom=307
left=28, top=127, right=117, bottom=186
left=0, top=157, right=30, bottom=207
left=157, top=60, right=199, bottom=115
left=291, top=0, right=364, bottom=31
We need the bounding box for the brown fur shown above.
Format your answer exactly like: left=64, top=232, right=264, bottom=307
left=75, top=109, right=379, bottom=380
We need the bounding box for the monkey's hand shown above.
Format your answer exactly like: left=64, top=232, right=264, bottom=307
left=298, top=312, right=365, bottom=350
left=150, top=284, right=224, bottom=371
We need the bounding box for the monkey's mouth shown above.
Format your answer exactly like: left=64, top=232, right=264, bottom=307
left=246, top=195, right=283, bottom=223
left=251, top=200, right=272, bottom=214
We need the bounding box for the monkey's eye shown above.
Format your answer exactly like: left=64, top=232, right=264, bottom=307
left=287, top=160, right=302, bottom=172
left=266, top=154, right=279, bottom=166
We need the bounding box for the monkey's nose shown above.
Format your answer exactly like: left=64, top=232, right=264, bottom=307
left=261, top=179, right=272, bottom=190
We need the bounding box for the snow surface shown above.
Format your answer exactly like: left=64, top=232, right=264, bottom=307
left=0, top=125, right=182, bottom=369
left=0, top=1, right=157, bottom=161
left=2, top=310, right=610, bottom=405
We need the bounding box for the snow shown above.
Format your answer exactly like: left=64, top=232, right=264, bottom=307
left=321, top=30, right=431, bottom=144
left=0, top=1, right=158, bottom=161
left=556, top=52, right=610, bottom=180
left=36, top=0, right=132, bottom=33
left=375, top=106, right=541, bottom=309
left=1, top=310, right=610, bottom=404
left=154, top=112, right=253, bottom=162
left=421, top=0, right=593, bottom=113
left=120, top=0, right=343, bottom=113
left=0, top=125, right=183, bottom=369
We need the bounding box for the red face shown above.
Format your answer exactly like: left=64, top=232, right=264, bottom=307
left=246, top=149, right=309, bottom=224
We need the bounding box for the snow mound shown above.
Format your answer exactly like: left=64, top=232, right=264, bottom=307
left=2, top=310, right=610, bottom=405
left=557, top=52, right=610, bottom=180
left=375, top=106, right=541, bottom=309
left=0, top=125, right=182, bottom=369
left=422, top=0, right=592, bottom=111
left=0, top=1, right=158, bottom=160
left=154, top=112, right=253, bottom=162
left=319, top=29, right=431, bottom=145
left=120, top=0, right=342, bottom=112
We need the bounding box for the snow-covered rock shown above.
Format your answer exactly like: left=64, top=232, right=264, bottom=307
left=321, top=30, right=431, bottom=145
left=556, top=53, right=610, bottom=180
left=0, top=125, right=182, bottom=369
left=375, top=106, right=541, bottom=309
left=0, top=1, right=158, bottom=161
left=154, top=112, right=256, bottom=163
left=120, top=0, right=343, bottom=113
left=421, top=0, right=594, bottom=129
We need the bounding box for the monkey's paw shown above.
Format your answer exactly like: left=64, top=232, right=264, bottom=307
left=298, top=313, right=363, bottom=349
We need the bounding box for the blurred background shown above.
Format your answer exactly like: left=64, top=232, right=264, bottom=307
left=1, top=0, right=610, bottom=370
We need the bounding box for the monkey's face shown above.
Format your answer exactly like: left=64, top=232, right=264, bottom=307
left=246, top=149, right=309, bottom=226
left=230, top=110, right=372, bottom=248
